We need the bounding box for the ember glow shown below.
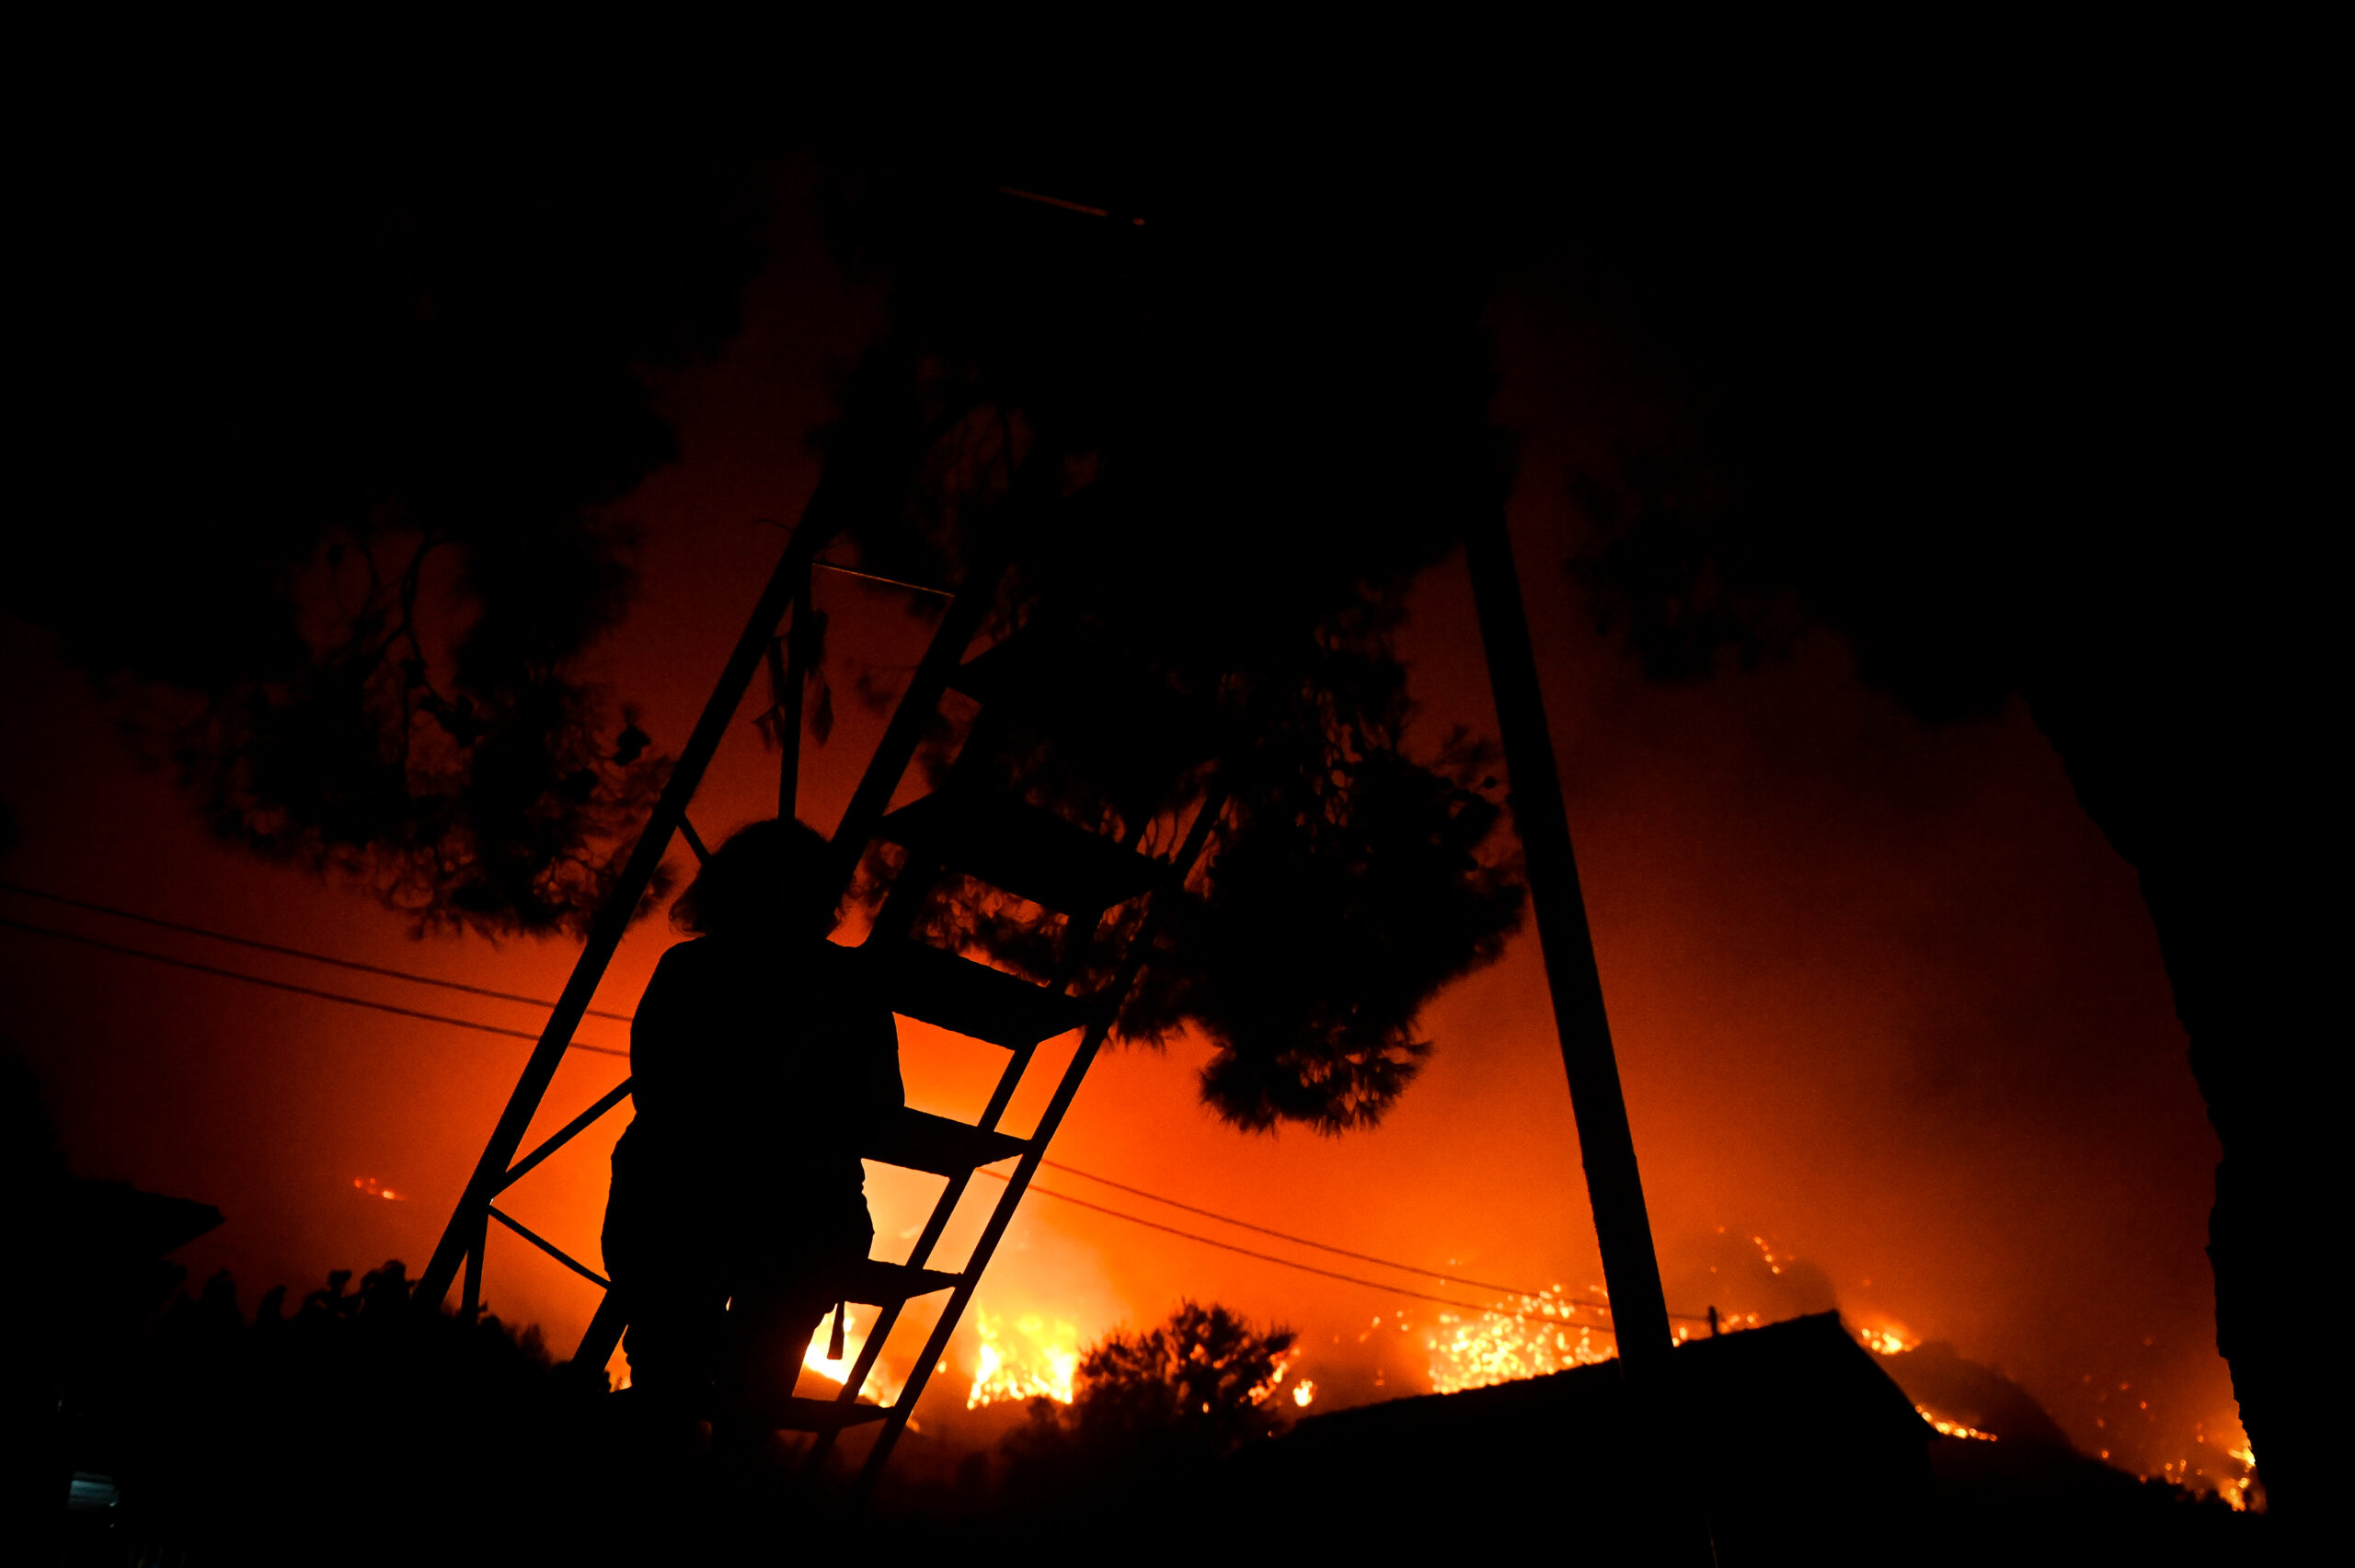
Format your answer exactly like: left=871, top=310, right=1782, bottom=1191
left=1246, top=1350, right=1302, bottom=1408
left=2219, top=1443, right=2257, bottom=1510
left=2167, top=1429, right=2259, bottom=1510
left=1426, top=1287, right=1616, bottom=1395
left=350, top=1176, right=399, bottom=1201
left=968, top=1308, right=1079, bottom=1408
left=1855, top=1322, right=1916, bottom=1356
left=1916, top=1405, right=1998, bottom=1441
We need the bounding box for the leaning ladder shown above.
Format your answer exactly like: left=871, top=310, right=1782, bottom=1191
left=411, top=501, right=1220, bottom=1491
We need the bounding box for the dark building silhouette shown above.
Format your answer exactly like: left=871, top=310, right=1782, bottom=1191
left=1239, top=1313, right=1930, bottom=1563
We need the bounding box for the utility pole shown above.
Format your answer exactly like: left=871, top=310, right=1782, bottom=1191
left=1463, top=507, right=1712, bottom=1562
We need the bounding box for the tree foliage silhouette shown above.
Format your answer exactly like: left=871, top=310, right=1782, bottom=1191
left=815, top=161, right=1526, bottom=1132
left=998, top=1301, right=1299, bottom=1517
left=1539, top=104, right=2326, bottom=1526
left=17, top=116, right=765, bottom=936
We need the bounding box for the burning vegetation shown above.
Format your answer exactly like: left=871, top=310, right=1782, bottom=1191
left=968, top=1309, right=1081, bottom=1409
left=1425, top=1287, right=1618, bottom=1395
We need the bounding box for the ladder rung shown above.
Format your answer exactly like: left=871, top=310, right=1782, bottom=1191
left=866, top=1106, right=1028, bottom=1177
left=766, top=1396, right=893, bottom=1433
left=879, top=790, right=1168, bottom=914
left=869, top=937, right=1099, bottom=1050
left=841, top=1255, right=960, bottom=1306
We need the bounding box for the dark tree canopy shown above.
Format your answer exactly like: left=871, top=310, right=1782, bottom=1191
left=811, top=158, right=1527, bottom=1133
left=1536, top=100, right=2329, bottom=1526
left=18, top=121, right=1523, bottom=1134
left=16, top=116, right=767, bottom=935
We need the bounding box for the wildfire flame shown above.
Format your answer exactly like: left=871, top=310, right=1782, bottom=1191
left=1427, top=1287, right=1615, bottom=1395
left=1916, top=1404, right=1998, bottom=1441
left=1857, top=1322, right=1916, bottom=1356
left=1245, top=1350, right=1304, bottom=1408
left=968, top=1308, right=1079, bottom=1409
left=1291, top=1379, right=1317, bottom=1408
left=2219, top=1443, right=2257, bottom=1510
left=351, top=1176, right=399, bottom=1201
left=795, top=1306, right=902, bottom=1406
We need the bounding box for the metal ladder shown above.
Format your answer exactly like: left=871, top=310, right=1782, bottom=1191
left=411, top=478, right=1222, bottom=1492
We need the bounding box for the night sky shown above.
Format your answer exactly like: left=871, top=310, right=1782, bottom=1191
left=0, top=154, right=2243, bottom=1485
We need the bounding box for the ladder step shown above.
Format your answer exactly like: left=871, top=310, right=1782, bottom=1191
left=841, top=1255, right=960, bottom=1306
left=766, top=1396, right=893, bottom=1434
left=869, top=937, right=1100, bottom=1050
left=879, top=790, right=1168, bottom=914
left=865, top=1106, right=1028, bottom=1177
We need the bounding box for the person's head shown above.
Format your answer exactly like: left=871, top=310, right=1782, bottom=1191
left=671, top=818, right=840, bottom=938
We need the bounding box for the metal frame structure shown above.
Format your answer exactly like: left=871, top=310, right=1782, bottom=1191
left=413, top=468, right=1226, bottom=1488
left=410, top=165, right=1694, bottom=1531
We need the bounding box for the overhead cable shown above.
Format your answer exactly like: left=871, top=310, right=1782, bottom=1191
left=975, top=1167, right=1623, bottom=1333
left=0, top=881, right=635, bottom=1021
left=1, top=882, right=1702, bottom=1321
left=0, top=916, right=626, bottom=1058
left=1033, top=1158, right=1583, bottom=1308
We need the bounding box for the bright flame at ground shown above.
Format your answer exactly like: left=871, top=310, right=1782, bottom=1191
left=1857, top=1322, right=1916, bottom=1356
left=1291, top=1379, right=1317, bottom=1408
left=351, top=1176, right=399, bottom=1200
left=1245, top=1351, right=1304, bottom=1409
left=797, top=1307, right=901, bottom=1406
left=2219, top=1443, right=2257, bottom=1510
left=969, top=1309, right=1079, bottom=1409
left=1427, top=1288, right=1615, bottom=1395
left=1916, top=1404, right=1998, bottom=1441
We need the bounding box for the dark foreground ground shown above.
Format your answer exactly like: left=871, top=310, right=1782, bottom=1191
left=24, top=1264, right=2271, bottom=1566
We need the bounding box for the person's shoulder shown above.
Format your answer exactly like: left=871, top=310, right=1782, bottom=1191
left=651, top=937, right=721, bottom=979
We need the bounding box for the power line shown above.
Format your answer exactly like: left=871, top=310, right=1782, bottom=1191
left=1, top=884, right=1704, bottom=1322
left=976, top=1167, right=1622, bottom=1333
left=0, top=881, right=634, bottom=1021
left=1033, top=1158, right=1576, bottom=1307
left=0, top=916, right=626, bottom=1058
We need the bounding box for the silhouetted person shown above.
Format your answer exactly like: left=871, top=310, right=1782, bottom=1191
left=602, top=819, right=902, bottom=1436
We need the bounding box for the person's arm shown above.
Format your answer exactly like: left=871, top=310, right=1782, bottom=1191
left=628, top=941, right=701, bottom=1123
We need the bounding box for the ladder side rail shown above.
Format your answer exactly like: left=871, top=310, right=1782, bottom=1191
left=785, top=489, right=1061, bottom=1427
left=775, top=556, right=817, bottom=821
left=816, top=968, right=1070, bottom=1431
left=814, top=989, right=1063, bottom=1433
left=809, top=721, right=1071, bottom=1436
left=816, top=1036, right=1023, bottom=1428
left=819, top=457, right=1063, bottom=894
left=573, top=1291, right=628, bottom=1379
left=414, top=530, right=830, bottom=1313
left=854, top=789, right=1227, bottom=1492
left=570, top=520, right=1013, bottom=1410
left=459, top=1210, right=488, bottom=1320
left=816, top=810, right=1155, bottom=1431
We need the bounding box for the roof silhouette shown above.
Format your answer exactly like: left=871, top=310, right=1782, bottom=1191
left=1240, top=1312, right=1933, bottom=1563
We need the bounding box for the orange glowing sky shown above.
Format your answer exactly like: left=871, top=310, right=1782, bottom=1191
left=0, top=172, right=2240, bottom=1480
